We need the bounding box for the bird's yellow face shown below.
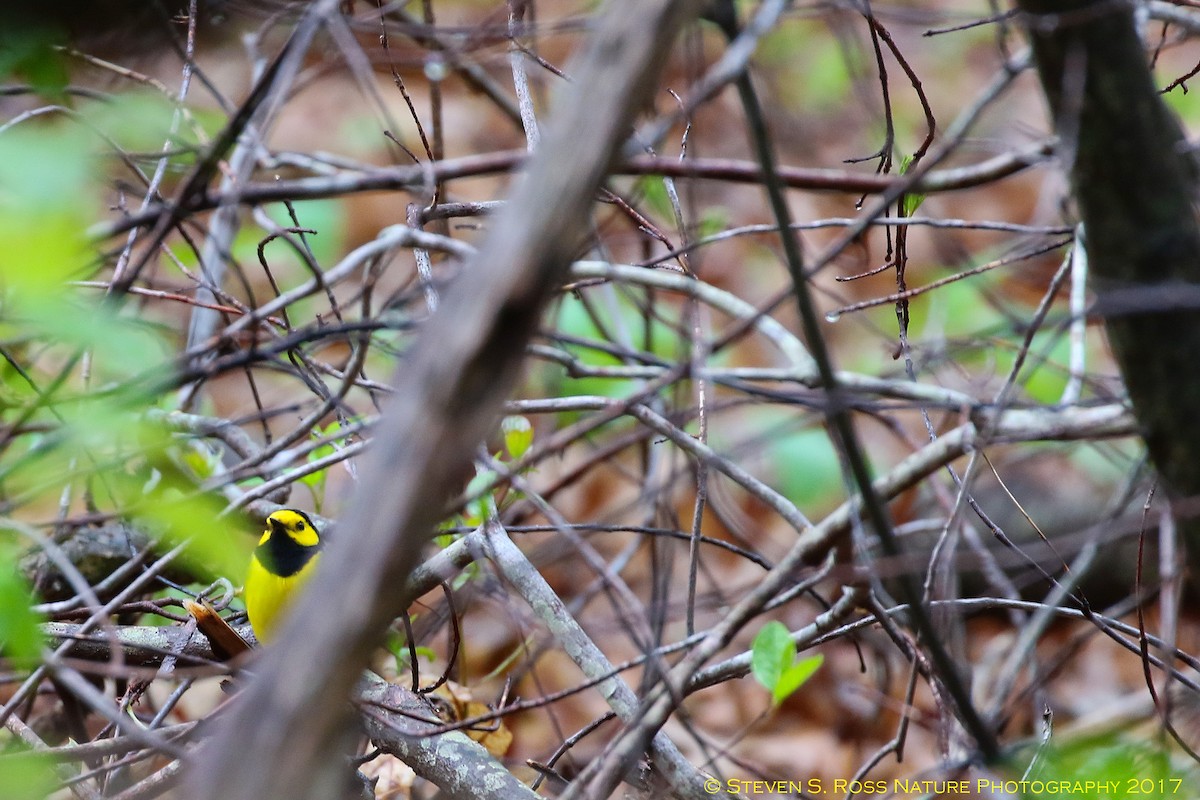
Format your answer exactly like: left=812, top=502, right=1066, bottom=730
left=244, top=509, right=322, bottom=641
left=256, top=509, right=320, bottom=557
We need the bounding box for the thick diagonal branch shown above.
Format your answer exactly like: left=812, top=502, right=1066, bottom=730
left=185, top=2, right=705, bottom=799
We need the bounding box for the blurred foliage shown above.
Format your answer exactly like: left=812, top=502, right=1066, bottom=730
left=461, top=418, right=534, bottom=528
left=500, top=415, right=533, bottom=460
left=548, top=288, right=684, bottom=402
left=0, top=23, right=67, bottom=100
left=0, top=95, right=249, bottom=676
left=261, top=200, right=346, bottom=272
left=1163, top=82, right=1200, bottom=127
left=0, top=540, right=44, bottom=665
left=1021, top=734, right=1189, bottom=800
left=717, top=408, right=843, bottom=513
left=758, top=19, right=856, bottom=115
left=0, top=751, right=56, bottom=800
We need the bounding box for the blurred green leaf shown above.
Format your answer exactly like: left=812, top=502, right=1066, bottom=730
left=181, top=441, right=222, bottom=481
left=0, top=23, right=68, bottom=99
left=636, top=176, right=675, bottom=222
left=899, top=155, right=926, bottom=216
left=82, top=91, right=178, bottom=155
left=463, top=470, right=499, bottom=527
left=1020, top=332, right=1072, bottom=405
left=549, top=295, right=634, bottom=401
left=23, top=298, right=170, bottom=387
left=695, top=206, right=730, bottom=242
left=1019, top=734, right=1185, bottom=799
left=759, top=19, right=854, bottom=113
left=0, top=112, right=245, bottom=586
left=262, top=200, right=344, bottom=267
left=1067, top=440, right=1141, bottom=486
left=912, top=265, right=1003, bottom=341
left=1163, top=79, right=1200, bottom=127
left=549, top=289, right=687, bottom=405
left=131, top=490, right=248, bottom=584
left=0, top=129, right=95, bottom=296
left=501, top=415, right=533, bottom=460
left=0, top=749, right=56, bottom=800
left=0, top=543, right=45, bottom=666
left=300, top=425, right=339, bottom=490
left=450, top=561, right=477, bottom=591
left=764, top=424, right=842, bottom=511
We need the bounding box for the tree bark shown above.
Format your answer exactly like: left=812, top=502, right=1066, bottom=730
left=1016, top=0, right=1200, bottom=570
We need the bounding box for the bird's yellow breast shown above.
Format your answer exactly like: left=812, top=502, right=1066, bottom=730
left=245, top=550, right=321, bottom=641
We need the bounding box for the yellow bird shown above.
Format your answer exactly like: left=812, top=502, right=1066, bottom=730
left=244, top=508, right=322, bottom=642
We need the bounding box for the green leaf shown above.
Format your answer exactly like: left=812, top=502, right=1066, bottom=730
left=450, top=561, right=477, bottom=590
left=123, top=471, right=249, bottom=584
left=0, top=24, right=68, bottom=99
left=1022, top=734, right=1184, bottom=799
left=900, top=192, right=924, bottom=217
left=300, top=443, right=335, bottom=488
left=83, top=91, right=178, bottom=155
left=180, top=441, right=222, bottom=480
left=750, top=620, right=795, bottom=694
left=899, top=155, right=926, bottom=216
left=0, top=130, right=95, bottom=297
left=0, top=749, right=56, bottom=800
left=501, top=416, right=533, bottom=459
left=0, top=544, right=45, bottom=666
left=774, top=654, right=824, bottom=704
left=636, top=176, right=674, bottom=221
left=262, top=199, right=344, bottom=266
left=695, top=206, right=730, bottom=241
left=750, top=621, right=823, bottom=704
left=1020, top=331, right=1072, bottom=405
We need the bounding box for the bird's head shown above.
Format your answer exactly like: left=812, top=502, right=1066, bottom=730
left=260, top=509, right=320, bottom=548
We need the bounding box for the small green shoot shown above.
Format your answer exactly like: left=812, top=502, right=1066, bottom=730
left=500, top=415, right=533, bottom=460
left=899, top=154, right=926, bottom=217
left=750, top=621, right=823, bottom=705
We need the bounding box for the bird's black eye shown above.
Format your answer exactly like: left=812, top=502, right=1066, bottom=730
left=296, top=521, right=305, bottom=530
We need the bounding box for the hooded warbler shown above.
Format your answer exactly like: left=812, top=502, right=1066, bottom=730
left=244, top=508, right=322, bottom=641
